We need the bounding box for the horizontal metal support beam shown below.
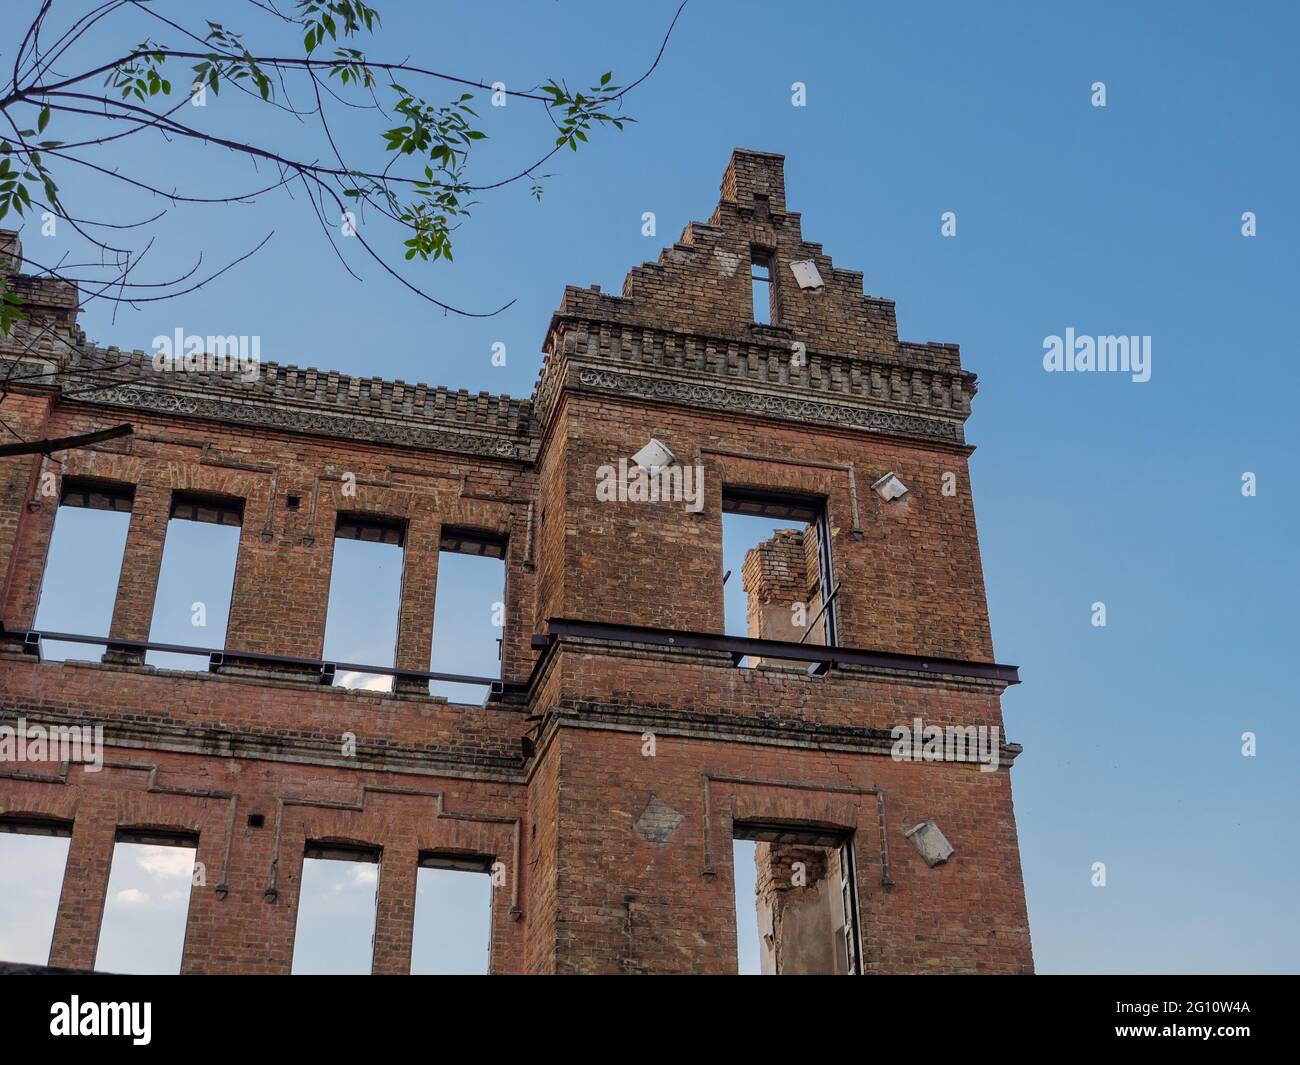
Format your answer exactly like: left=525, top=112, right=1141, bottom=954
left=534, top=618, right=1019, bottom=685
left=2, top=627, right=516, bottom=694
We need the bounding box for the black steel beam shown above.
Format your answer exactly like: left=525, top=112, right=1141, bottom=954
left=539, top=617, right=1020, bottom=684
left=1, top=627, right=520, bottom=694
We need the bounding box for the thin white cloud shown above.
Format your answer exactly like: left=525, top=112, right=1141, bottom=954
left=136, top=846, right=196, bottom=879
left=335, top=671, right=392, bottom=692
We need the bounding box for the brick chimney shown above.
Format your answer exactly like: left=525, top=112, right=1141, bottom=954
left=719, top=148, right=788, bottom=215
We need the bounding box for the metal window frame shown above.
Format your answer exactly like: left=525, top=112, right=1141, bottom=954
left=837, top=839, right=864, bottom=975
left=750, top=247, right=777, bottom=324
left=813, top=509, right=838, bottom=647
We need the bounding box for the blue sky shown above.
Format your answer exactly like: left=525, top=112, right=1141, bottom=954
left=5, top=0, right=1299, bottom=973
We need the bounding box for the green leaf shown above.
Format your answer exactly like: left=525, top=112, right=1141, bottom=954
left=37, top=107, right=50, bottom=133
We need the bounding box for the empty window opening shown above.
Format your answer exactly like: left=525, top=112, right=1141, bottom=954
left=0, top=817, right=73, bottom=965
left=429, top=529, right=506, bottom=703
left=95, top=829, right=197, bottom=974
left=291, top=842, right=380, bottom=975
left=733, top=823, right=862, bottom=975
left=324, top=514, right=406, bottom=692
left=733, top=838, right=762, bottom=975
left=751, top=248, right=776, bottom=325
left=410, top=852, right=493, bottom=974
left=145, top=492, right=243, bottom=670
left=33, top=478, right=133, bottom=662
left=722, top=491, right=836, bottom=666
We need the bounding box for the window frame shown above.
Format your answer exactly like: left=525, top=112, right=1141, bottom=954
left=433, top=528, right=509, bottom=680
left=750, top=246, right=777, bottom=325
left=721, top=489, right=838, bottom=646
left=733, top=820, right=864, bottom=976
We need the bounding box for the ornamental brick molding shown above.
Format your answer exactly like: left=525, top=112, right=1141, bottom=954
left=69, top=383, right=532, bottom=461
left=572, top=366, right=965, bottom=443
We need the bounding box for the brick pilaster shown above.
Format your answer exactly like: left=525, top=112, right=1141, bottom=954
left=103, top=482, right=171, bottom=664
left=393, top=515, right=440, bottom=693
left=371, top=844, right=418, bottom=974
left=48, top=803, right=115, bottom=969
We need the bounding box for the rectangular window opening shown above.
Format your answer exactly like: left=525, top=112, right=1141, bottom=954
left=33, top=478, right=134, bottom=662
left=145, top=491, right=243, bottom=670
left=751, top=248, right=776, bottom=325
left=94, top=831, right=197, bottom=974
left=429, top=528, right=506, bottom=704
left=324, top=513, right=406, bottom=692
left=410, top=851, right=493, bottom=975
left=291, top=843, right=380, bottom=975
left=732, top=824, right=862, bottom=975
left=0, top=817, right=74, bottom=966
left=722, top=490, right=836, bottom=667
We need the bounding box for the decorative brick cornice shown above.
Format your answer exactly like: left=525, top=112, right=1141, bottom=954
left=69, top=379, right=535, bottom=461
left=573, top=365, right=963, bottom=442
left=7, top=339, right=545, bottom=462
left=533, top=315, right=974, bottom=445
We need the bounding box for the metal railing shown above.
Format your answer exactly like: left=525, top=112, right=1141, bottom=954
left=3, top=627, right=510, bottom=693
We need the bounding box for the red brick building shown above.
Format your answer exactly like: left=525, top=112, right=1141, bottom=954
left=0, top=149, right=1034, bottom=974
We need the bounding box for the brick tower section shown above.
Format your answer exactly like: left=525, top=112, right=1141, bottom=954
left=0, top=149, right=1033, bottom=975
left=742, top=529, right=810, bottom=643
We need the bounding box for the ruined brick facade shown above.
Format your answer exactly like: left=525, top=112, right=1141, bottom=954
left=0, top=150, right=1033, bottom=974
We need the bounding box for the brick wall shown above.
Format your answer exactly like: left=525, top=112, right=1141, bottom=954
left=0, top=148, right=1032, bottom=974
